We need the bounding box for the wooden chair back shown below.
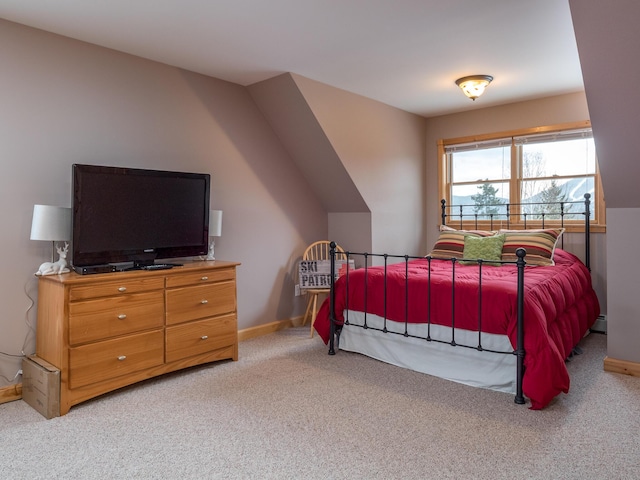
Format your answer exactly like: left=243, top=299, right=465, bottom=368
left=302, top=241, right=346, bottom=263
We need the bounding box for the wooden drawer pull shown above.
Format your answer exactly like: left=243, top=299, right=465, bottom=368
left=117, top=355, right=127, bottom=361
left=118, top=287, right=127, bottom=292
left=117, top=314, right=127, bottom=320
left=201, top=276, right=208, bottom=281
left=201, top=335, right=209, bottom=340
left=201, top=299, right=208, bottom=304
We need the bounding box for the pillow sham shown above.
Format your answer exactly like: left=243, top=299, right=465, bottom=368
left=461, top=234, right=506, bottom=266
left=428, top=225, right=495, bottom=259
left=499, top=228, right=565, bottom=266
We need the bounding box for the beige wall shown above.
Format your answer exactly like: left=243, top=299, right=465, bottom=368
left=424, top=92, right=607, bottom=313
left=328, top=212, right=372, bottom=264
left=570, top=0, right=640, bottom=364
left=606, top=209, right=640, bottom=363
left=0, top=20, right=328, bottom=386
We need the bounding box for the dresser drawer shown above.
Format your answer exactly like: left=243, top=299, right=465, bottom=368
left=69, top=277, right=164, bottom=301
left=68, top=291, right=165, bottom=345
left=165, top=268, right=235, bottom=288
left=165, top=314, right=237, bottom=363
left=165, top=281, right=236, bottom=325
left=69, top=330, right=164, bottom=389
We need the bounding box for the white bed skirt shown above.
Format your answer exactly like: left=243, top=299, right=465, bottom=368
left=339, top=311, right=517, bottom=394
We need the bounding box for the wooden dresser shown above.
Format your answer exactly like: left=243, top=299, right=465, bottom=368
left=35, top=260, right=240, bottom=415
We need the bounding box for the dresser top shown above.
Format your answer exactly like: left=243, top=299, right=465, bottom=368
left=37, top=260, right=240, bottom=285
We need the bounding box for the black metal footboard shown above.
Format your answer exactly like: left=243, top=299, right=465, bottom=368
left=328, top=244, right=527, bottom=405
left=326, top=194, right=593, bottom=406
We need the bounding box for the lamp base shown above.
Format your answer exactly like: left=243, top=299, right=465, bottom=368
left=35, top=241, right=70, bottom=275
left=205, top=238, right=216, bottom=261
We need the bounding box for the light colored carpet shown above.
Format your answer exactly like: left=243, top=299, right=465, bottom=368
left=0, top=328, right=638, bottom=479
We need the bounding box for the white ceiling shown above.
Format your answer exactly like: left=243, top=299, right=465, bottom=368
left=0, top=0, right=583, bottom=117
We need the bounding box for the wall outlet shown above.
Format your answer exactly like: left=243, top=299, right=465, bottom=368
left=295, top=285, right=301, bottom=296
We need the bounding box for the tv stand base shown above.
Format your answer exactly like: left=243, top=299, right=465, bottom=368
left=73, top=264, right=118, bottom=275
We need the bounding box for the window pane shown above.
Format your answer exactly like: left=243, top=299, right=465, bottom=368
left=451, top=182, right=509, bottom=219
left=522, top=138, right=596, bottom=178
left=451, top=146, right=510, bottom=183
left=521, top=177, right=595, bottom=219
left=521, top=176, right=594, bottom=202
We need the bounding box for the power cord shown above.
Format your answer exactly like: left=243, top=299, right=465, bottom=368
left=0, top=353, right=24, bottom=382
left=0, top=276, right=37, bottom=382
left=19, top=275, right=37, bottom=356
left=0, top=368, right=22, bottom=383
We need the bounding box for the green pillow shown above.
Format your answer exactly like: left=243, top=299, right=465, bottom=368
left=461, top=234, right=506, bottom=266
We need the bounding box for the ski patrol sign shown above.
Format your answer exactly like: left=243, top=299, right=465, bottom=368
left=298, top=259, right=354, bottom=290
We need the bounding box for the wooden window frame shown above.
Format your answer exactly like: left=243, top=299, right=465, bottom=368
left=437, top=121, right=606, bottom=233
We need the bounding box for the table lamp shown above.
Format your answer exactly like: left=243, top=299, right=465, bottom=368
left=30, top=204, right=71, bottom=262
left=206, top=210, right=222, bottom=260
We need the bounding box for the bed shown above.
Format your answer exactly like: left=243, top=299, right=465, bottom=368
left=313, top=195, right=600, bottom=409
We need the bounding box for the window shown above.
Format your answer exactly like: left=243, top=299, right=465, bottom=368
left=438, top=122, right=605, bottom=232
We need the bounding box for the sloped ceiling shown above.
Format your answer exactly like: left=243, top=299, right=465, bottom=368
left=570, top=0, right=640, bottom=208
left=249, top=73, right=369, bottom=213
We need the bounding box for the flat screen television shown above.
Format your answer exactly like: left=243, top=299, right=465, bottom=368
left=72, top=164, right=210, bottom=272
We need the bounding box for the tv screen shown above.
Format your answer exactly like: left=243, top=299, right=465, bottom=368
left=72, top=164, right=210, bottom=270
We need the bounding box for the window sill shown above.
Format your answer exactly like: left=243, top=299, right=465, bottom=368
left=441, top=222, right=606, bottom=234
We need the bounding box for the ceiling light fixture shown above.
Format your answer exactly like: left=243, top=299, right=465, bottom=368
left=455, top=75, right=493, bottom=101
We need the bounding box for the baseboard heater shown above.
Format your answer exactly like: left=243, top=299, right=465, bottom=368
left=591, top=315, right=607, bottom=334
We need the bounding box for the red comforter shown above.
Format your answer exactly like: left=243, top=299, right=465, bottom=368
left=314, top=249, right=600, bottom=409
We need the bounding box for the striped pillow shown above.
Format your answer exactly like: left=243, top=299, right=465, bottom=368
left=429, top=226, right=495, bottom=259
left=499, top=228, right=565, bottom=266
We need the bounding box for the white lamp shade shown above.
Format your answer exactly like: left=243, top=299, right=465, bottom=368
left=30, top=205, right=71, bottom=241
left=209, top=210, right=223, bottom=237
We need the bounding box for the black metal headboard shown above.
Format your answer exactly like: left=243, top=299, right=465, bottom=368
left=440, top=193, right=592, bottom=270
